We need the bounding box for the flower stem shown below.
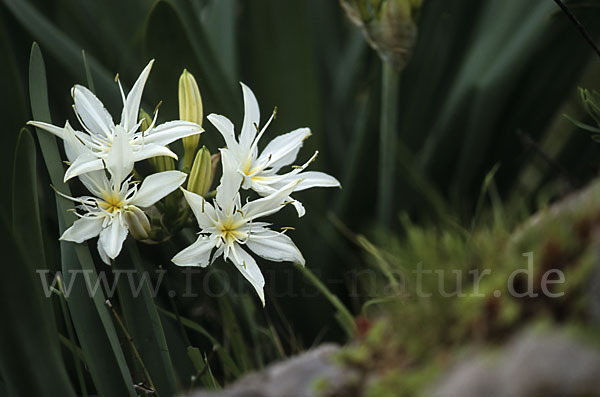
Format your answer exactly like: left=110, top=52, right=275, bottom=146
left=295, top=263, right=356, bottom=338
left=105, top=299, right=157, bottom=395
left=378, top=63, right=400, bottom=227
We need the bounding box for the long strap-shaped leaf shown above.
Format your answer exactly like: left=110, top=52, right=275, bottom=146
left=28, top=42, right=136, bottom=397
left=115, top=239, right=179, bottom=396
left=0, top=129, right=76, bottom=397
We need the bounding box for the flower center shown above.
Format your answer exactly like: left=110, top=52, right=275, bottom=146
left=219, top=222, right=245, bottom=244
left=99, top=193, right=124, bottom=214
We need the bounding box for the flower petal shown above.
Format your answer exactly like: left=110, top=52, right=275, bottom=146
left=229, top=245, right=265, bottom=306
left=98, top=215, right=128, bottom=259
left=97, top=239, right=111, bottom=265
left=131, top=170, right=187, bottom=208
left=133, top=143, right=178, bottom=162
left=246, top=229, right=305, bottom=265
left=77, top=170, right=107, bottom=198
left=106, top=125, right=134, bottom=186
left=59, top=216, right=103, bottom=243
left=120, top=60, right=154, bottom=131
left=142, top=120, right=203, bottom=146
left=63, top=122, right=90, bottom=163
left=291, top=171, right=341, bottom=191
left=64, top=153, right=105, bottom=182
left=181, top=189, right=218, bottom=230
left=207, top=114, right=239, bottom=153
left=257, top=127, right=311, bottom=172
left=239, top=83, right=260, bottom=151
left=171, top=235, right=216, bottom=267
left=72, top=85, right=115, bottom=137
left=242, top=179, right=301, bottom=220
left=27, top=121, right=66, bottom=140
left=215, top=149, right=243, bottom=214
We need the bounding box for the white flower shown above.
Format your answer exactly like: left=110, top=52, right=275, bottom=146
left=207, top=83, right=340, bottom=217
left=28, top=60, right=203, bottom=182
left=171, top=150, right=305, bottom=305
left=58, top=166, right=187, bottom=265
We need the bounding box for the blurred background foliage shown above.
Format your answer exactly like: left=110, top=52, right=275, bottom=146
left=2, top=0, right=600, bottom=395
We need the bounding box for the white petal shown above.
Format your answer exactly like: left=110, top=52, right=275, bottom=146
left=257, top=128, right=311, bottom=172
left=242, top=179, right=301, bottom=220
left=72, top=85, right=115, bottom=137
left=246, top=229, right=305, bottom=265
left=215, top=149, right=243, bottom=214
left=77, top=170, right=107, bottom=198
left=98, top=215, right=128, bottom=259
left=59, top=216, right=103, bottom=243
left=292, top=171, right=341, bottom=191
left=97, top=239, right=111, bottom=265
left=133, top=143, right=178, bottom=162
left=239, top=83, right=260, bottom=151
left=142, top=120, right=203, bottom=146
left=207, top=114, right=239, bottom=153
left=229, top=245, right=265, bottom=306
left=181, top=189, right=218, bottom=230
left=120, top=60, right=154, bottom=131
left=123, top=206, right=150, bottom=240
left=27, top=121, right=66, bottom=140
left=63, top=122, right=90, bottom=163
left=64, top=153, right=105, bottom=182
left=290, top=198, right=306, bottom=217
left=106, top=125, right=134, bottom=186
left=131, top=170, right=187, bottom=207
left=171, top=235, right=215, bottom=267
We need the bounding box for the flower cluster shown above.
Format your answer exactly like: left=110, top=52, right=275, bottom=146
left=30, top=61, right=339, bottom=304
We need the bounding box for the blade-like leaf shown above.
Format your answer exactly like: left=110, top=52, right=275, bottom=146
left=0, top=129, right=76, bottom=397
left=29, top=42, right=136, bottom=397
left=114, top=239, right=178, bottom=396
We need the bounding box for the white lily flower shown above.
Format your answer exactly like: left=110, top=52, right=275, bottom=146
left=58, top=167, right=187, bottom=265
left=171, top=150, right=305, bottom=305
left=28, top=60, right=203, bottom=182
left=207, top=83, right=340, bottom=217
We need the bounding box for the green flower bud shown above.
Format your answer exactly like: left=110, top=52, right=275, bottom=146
left=124, top=206, right=151, bottom=240
left=179, top=69, right=203, bottom=170
left=340, top=0, right=422, bottom=70
left=139, top=108, right=153, bottom=132
left=187, top=146, right=212, bottom=197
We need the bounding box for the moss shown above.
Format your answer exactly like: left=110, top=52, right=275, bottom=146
left=334, top=179, right=600, bottom=396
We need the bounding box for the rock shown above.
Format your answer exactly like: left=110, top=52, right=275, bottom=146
left=431, top=330, right=600, bottom=397
left=189, top=344, right=357, bottom=397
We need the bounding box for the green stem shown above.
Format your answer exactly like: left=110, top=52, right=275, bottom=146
left=106, top=300, right=157, bottom=395
left=378, top=63, right=400, bottom=227
left=295, top=264, right=356, bottom=338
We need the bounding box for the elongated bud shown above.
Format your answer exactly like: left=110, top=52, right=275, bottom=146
left=340, top=0, right=422, bottom=70
left=179, top=69, right=203, bottom=170
left=187, top=146, right=212, bottom=196
left=124, top=207, right=151, bottom=240
left=140, top=108, right=153, bottom=132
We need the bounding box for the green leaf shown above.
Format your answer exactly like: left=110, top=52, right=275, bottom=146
left=217, top=294, right=253, bottom=372
left=157, top=306, right=242, bottom=377
left=4, top=0, right=119, bottom=105
left=294, top=263, right=356, bottom=338
left=114, top=239, right=179, bottom=396
left=563, top=113, right=600, bottom=133
left=28, top=42, right=136, bottom=397
left=0, top=129, right=76, bottom=397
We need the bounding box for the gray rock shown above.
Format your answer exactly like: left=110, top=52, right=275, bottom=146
left=190, top=344, right=356, bottom=397
left=431, top=330, right=600, bottom=397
